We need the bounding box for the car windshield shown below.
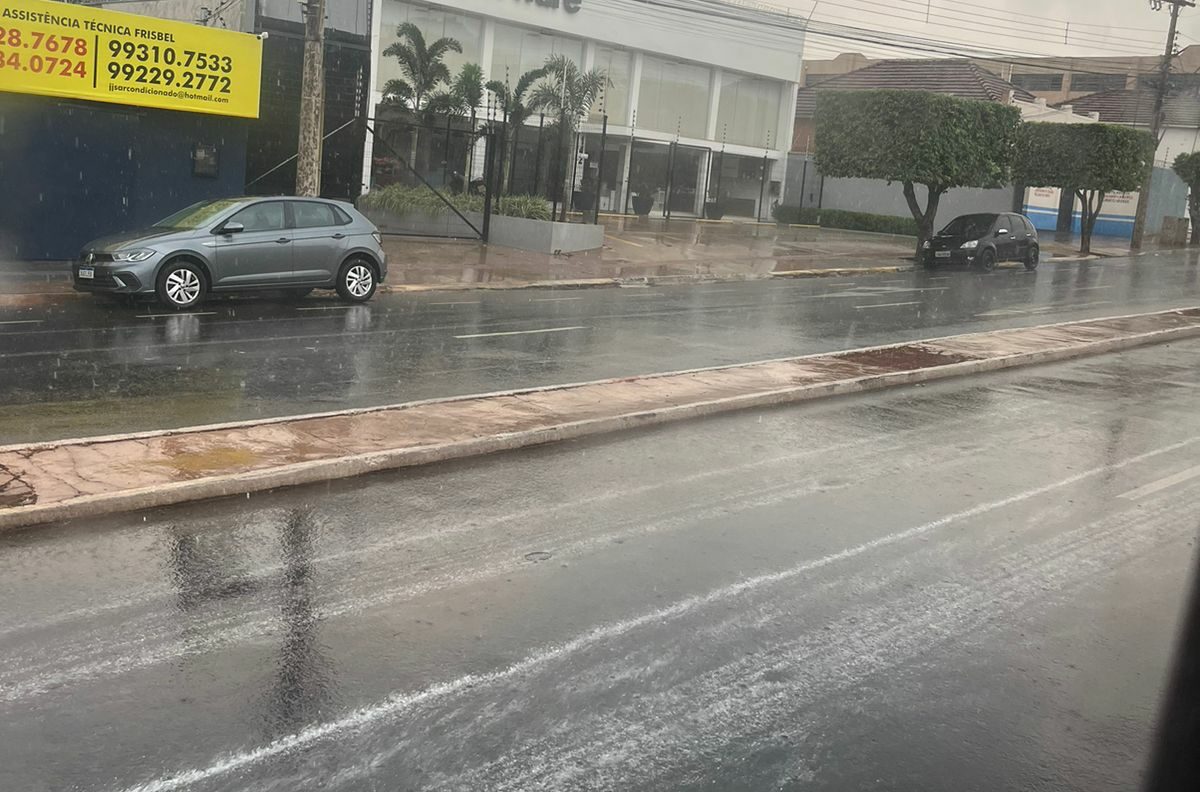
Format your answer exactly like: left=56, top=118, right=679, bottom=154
left=940, top=214, right=997, bottom=239
left=153, top=199, right=244, bottom=229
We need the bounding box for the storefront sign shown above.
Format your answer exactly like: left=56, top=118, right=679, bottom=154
left=0, top=0, right=262, bottom=118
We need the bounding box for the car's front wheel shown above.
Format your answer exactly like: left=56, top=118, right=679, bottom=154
left=977, top=249, right=997, bottom=273
left=336, top=257, right=377, bottom=303
left=156, top=260, right=206, bottom=309
left=1025, top=245, right=1040, bottom=271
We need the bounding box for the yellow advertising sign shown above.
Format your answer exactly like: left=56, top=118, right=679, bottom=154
left=0, top=0, right=262, bottom=118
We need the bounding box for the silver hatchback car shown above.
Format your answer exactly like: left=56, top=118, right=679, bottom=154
left=73, top=197, right=388, bottom=309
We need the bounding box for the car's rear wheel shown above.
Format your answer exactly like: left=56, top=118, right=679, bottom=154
left=977, top=249, right=997, bottom=273
left=1025, top=245, right=1040, bottom=271
left=156, top=260, right=206, bottom=309
left=336, top=257, right=377, bottom=303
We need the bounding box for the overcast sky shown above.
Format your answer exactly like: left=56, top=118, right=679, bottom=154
left=767, top=0, right=1200, bottom=63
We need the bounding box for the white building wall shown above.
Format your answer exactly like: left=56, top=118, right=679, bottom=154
left=364, top=0, right=804, bottom=193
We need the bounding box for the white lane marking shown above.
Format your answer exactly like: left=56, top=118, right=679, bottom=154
left=137, top=312, right=216, bottom=319
left=1119, top=464, right=1200, bottom=500
left=531, top=297, right=583, bottom=302
left=1074, top=285, right=1114, bottom=291
left=607, top=236, right=645, bottom=248
left=976, top=300, right=1114, bottom=318
left=620, top=292, right=663, bottom=298
left=113, top=435, right=1200, bottom=792
left=429, top=301, right=482, bottom=306
left=455, top=326, right=588, bottom=340
left=856, top=301, right=921, bottom=310
left=0, top=319, right=44, bottom=325
left=1165, top=381, right=1200, bottom=389
left=296, top=306, right=351, bottom=311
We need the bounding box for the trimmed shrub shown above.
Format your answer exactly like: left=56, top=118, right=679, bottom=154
left=773, top=205, right=919, bottom=237
left=360, top=184, right=551, bottom=221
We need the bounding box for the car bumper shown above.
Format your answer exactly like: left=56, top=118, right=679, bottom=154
left=925, top=250, right=977, bottom=266
left=72, top=264, right=146, bottom=294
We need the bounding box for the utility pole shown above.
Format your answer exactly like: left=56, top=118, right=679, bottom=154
left=1131, top=0, right=1194, bottom=249
left=296, top=0, right=327, bottom=197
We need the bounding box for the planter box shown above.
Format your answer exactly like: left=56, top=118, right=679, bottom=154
left=464, top=212, right=604, bottom=254
left=359, top=206, right=479, bottom=238
left=357, top=205, right=603, bottom=254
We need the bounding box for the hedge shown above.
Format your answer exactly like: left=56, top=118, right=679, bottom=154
left=359, top=184, right=551, bottom=221
left=773, top=205, right=919, bottom=237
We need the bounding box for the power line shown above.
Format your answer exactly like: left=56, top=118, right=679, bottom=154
left=651, top=0, right=1180, bottom=79
left=844, top=0, right=1164, bottom=51
left=808, top=4, right=1159, bottom=58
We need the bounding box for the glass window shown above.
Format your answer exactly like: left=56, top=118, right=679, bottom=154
left=1011, top=73, right=1064, bottom=92
left=715, top=72, right=783, bottom=148
left=491, top=23, right=583, bottom=90
left=229, top=202, right=285, bottom=233
left=377, top=2, right=483, bottom=94
left=292, top=201, right=339, bottom=229
left=637, top=56, right=710, bottom=138
left=590, top=46, right=632, bottom=126
left=1070, top=73, right=1126, bottom=93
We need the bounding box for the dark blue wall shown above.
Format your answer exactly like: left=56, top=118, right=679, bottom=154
left=0, top=96, right=246, bottom=260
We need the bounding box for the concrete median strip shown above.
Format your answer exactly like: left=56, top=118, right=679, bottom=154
left=2, top=307, right=1199, bottom=531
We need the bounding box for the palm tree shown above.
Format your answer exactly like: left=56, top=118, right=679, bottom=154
left=528, top=54, right=606, bottom=221
left=486, top=66, right=547, bottom=194
left=381, top=22, right=462, bottom=169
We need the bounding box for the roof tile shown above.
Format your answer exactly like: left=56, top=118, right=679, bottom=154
left=795, top=59, right=1034, bottom=118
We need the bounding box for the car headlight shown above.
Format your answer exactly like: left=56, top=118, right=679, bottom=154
left=111, top=248, right=156, bottom=262
left=960, top=240, right=979, bottom=250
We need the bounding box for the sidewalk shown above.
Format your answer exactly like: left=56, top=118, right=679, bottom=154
left=1, top=220, right=1181, bottom=299
left=3, top=307, right=1198, bottom=530
left=379, top=219, right=919, bottom=289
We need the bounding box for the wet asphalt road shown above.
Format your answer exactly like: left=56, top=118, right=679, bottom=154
left=3, top=340, right=1200, bottom=791
left=2, top=251, right=1200, bottom=443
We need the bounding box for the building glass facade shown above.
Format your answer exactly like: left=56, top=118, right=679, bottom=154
left=368, top=0, right=800, bottom=219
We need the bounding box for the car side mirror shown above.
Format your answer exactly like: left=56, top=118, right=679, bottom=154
left=996, top=228, right=1009, bottom=236
left=219, top=221, right=244, bottom=235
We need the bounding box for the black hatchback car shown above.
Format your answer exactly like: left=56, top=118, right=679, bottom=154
left=923, top=212, right=1040, bottom=271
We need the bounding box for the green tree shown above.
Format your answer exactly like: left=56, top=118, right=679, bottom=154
left=429, top=63, right=485, bottom=190
left=1014, top=123, right=1155, bottom=254
left=1172, top=151, right=1200, bottom=244
left=815, top=90, right=1022, bottom=256
left=486, top=67, right=548, bottom=194
left=528, top=54, right=606, bottom=221
left=381, top=23, right=462, bottom=169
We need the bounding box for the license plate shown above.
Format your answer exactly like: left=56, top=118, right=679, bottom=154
left=935, top=251, right=951, bottom=259
left=78, top=267, right=94, bottom=279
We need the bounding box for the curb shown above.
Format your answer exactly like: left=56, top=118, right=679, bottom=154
left=3, top=309, right=1199, bottom=531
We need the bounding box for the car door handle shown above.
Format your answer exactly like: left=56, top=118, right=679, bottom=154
left=331, top=233, right=346, bottom=240
left=275, top=237, right=290, bottom=244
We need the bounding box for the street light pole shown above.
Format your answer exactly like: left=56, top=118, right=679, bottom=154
left=1131, top=0, right=1194, bottom=249
left=295, top=0, right=326, bottom=197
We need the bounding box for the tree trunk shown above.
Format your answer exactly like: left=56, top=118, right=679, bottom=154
left=902, top=181, right=944, bottom=260
left=463, top=109, right=477, bottom=193
left=1077, top=190, right=1105, bottom=256
left=1189, top=192, right=1200, bottom=245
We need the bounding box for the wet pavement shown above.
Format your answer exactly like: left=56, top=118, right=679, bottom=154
left=2, top=341, right=1198, bottom=791
left=3, top=251, right=1200, bottom=443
